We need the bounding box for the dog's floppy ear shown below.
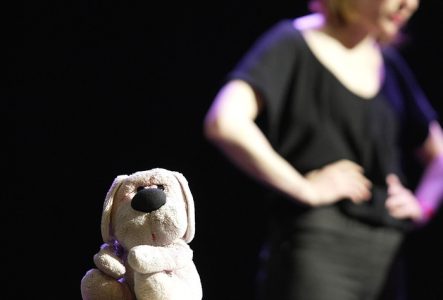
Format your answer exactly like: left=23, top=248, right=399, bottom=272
left=101, top=175, right=128, bottom=242
left=172, top=171, right=195, bottom=243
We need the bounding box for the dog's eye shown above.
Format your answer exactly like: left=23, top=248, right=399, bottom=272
left=136, top=186, right=144, bottom=192
left=157, top=184, right=165, bottom=191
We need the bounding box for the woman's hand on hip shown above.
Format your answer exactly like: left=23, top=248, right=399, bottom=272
left=385, top=174, right=423, bottom=221
left=303, top=159, right=372, bottom=206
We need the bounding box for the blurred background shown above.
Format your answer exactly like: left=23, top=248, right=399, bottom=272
left=8, top=0, right=443, bottom=299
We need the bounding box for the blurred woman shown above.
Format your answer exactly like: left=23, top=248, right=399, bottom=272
left=204, top=0, right=443, bottom=299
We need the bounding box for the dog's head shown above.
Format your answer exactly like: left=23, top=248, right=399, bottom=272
left=100, top=168, right=195, bottom=250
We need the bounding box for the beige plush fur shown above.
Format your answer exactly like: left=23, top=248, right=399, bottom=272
left=81, top=168, right=203, bottom=300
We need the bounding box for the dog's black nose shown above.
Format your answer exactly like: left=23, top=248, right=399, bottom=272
left=131, top=188, right=166, bottom=213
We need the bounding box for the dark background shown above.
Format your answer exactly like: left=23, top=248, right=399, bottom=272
left=8, top=0, right=443, bottom=299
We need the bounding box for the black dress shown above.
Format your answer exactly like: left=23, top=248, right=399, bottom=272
left=227, top=20, right=438, bottom=300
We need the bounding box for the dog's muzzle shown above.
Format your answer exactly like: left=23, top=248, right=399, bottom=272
left=131, top=188, right=166, bottom=213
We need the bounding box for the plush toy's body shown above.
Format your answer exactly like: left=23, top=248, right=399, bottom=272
left=81, top=168, right=203, bottom=300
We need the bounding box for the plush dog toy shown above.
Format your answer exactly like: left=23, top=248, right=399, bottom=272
left=81, top=168, right=203, bottom=300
